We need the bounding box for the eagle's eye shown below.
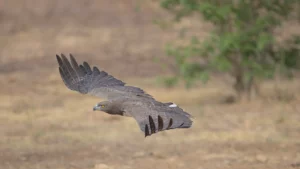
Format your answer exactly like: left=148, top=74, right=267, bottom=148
left=101, top=105, right=105, bottom=108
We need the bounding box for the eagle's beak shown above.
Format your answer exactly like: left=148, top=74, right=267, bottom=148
left=93, top=105, right=100, bottom=111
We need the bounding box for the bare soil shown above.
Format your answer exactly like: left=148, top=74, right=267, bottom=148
left=1, top=71, right=300, bottom=169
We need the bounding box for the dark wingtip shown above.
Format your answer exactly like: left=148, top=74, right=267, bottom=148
left=158, top=115, right=164, bottom=131
left=56, top=54, right=63, bottom=66
left=69, top=53, right=75, bottom=60
left=166, top=118, right=173, bottom=130
left=145, top=124, right=150, bottom=137
left=93, top=66, right=101, bottom=74
left=61, top=53, right=68, bottom=60
left=148, top=115, right=156, bottom=134
left=83, top=62, right=91, bottom=70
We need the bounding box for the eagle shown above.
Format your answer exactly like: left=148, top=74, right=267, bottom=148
left=56, top=54, right=193, bottom=137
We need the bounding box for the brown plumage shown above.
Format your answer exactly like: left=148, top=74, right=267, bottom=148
left=56, top=54, right=193, bottom=137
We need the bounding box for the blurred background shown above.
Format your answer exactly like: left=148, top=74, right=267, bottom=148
left=0, top=0, right=300, bottom=169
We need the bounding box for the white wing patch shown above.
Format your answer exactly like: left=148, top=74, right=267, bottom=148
left=169, top=103, right=177, bottom=107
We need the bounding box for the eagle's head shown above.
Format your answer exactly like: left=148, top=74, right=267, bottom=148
left=93, top=101, right=112, bottom=112
left=93, top=101, right=124, bottom=116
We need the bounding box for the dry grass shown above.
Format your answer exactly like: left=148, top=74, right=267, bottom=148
left=0, top=71, right=300, bottom=169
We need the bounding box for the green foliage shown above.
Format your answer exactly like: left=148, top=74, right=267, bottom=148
left=158, top=0, right=300, bottom=92
left=158, top=76, right=178, bottom=88
left=282, top=36, right=300, bottom=69
left=164, top=38, right=209, bottom=88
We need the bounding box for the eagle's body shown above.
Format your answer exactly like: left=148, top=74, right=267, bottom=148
left=56, top=54, right=193, bottom=137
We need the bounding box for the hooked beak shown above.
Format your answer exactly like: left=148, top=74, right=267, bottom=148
left=93, top=105, right=100, bottom=111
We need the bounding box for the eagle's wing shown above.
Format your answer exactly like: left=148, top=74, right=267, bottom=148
left=56, top=54, right=152, bottom=100
left=122, top=100, right=193, bottom=137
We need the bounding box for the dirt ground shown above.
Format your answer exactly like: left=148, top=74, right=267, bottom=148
left=1, top=66, right=300, bottom=169
left=1, top=1, right=300, bottom=169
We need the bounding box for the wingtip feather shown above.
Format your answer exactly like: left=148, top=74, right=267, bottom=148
left=60, top=54, right=69, bottom=63
left=56, top=54, right=63, bottom=66
left=69, top=54, right=79, bottom=67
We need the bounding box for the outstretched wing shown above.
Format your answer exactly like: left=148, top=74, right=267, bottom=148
left=122, top=100, right=193, bottom=137
left=56, top=54, right=152, bottom=100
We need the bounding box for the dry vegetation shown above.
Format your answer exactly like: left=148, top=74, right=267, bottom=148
left=1, top=71, right=300, bottom=169
left=0, top=1, right=300, bottom=169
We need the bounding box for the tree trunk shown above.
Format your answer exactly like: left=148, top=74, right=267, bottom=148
left=233, top=71, right=247, bottom=101
left=233, top=72, right=261, bottom=102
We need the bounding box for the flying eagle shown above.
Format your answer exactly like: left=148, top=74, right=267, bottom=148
left=56, top=54, right=193, bottom=137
